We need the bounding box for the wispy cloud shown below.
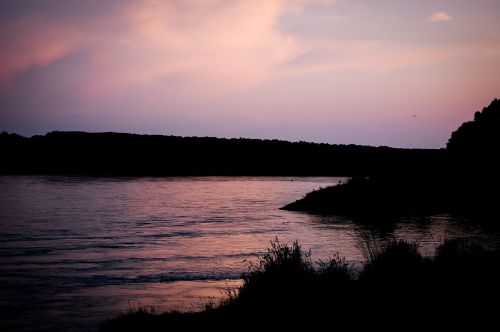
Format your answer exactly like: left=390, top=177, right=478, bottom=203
left=0, top=0, right=301, bottom=94
left=427, top=11, right=452, bottom=23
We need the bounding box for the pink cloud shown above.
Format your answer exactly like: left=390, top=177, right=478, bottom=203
left=0, top=0, right=301, bottom=95
left=427, top=11, right=452, bottom=23
left=109, top=0, right=299, bottom=94
left=0, top=17, right=86, bottom=82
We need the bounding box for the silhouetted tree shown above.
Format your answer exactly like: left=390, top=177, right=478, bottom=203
left=447, top=98, right=500, bottom=153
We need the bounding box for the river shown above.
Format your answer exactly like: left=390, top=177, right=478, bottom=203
left=0, top=176, right=497, bottom=331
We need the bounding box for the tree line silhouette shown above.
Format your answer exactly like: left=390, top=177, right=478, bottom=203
left=447, top=98, right=500, bottom=175
left=0, top=131, right=442, bottom=176
left=447, top=98, right=500, bottom=152
left=2, top=98, right=497, bottom=178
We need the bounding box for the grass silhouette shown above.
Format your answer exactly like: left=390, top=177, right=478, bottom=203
left=100, top=237, right=500, bottom=331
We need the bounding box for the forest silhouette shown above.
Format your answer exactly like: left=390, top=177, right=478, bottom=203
left=1, top=131, right=440, bottom=176
left=283, top=98, right=500, bottom=216
left=4, top=100, right=497, bottom=178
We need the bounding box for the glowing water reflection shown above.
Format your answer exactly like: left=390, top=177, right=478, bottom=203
left=0, top=176, right=497, bottom=331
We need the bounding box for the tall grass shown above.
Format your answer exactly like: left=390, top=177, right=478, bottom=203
left=100, top=237, right=500, bottom=331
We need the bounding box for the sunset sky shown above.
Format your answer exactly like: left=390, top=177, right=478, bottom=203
left=1, top=0, right=499, bottom=148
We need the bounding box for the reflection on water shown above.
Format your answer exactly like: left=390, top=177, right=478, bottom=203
left=0, top=176, right=498, bottom=331
left=314, top=213, right=500, bottom=261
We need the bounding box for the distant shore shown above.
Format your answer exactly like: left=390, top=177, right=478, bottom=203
left=0, top=131, right=443, bottom=176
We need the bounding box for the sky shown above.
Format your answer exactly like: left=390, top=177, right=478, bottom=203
left=1, top=0, right=499, bottom=148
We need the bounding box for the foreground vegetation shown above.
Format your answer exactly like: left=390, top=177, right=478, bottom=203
left=100, top=238, right=500, bottom=330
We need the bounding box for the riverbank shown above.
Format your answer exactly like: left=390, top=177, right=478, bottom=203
left=281, top=175, right=499, bottom=217
left=100, top=238, right=500, bottom=330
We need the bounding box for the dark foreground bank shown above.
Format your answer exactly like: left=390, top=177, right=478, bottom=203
left=100, top=238, right=500, bottom=330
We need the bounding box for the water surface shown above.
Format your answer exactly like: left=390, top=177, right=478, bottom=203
left=0, top=176, right=497, bottom=331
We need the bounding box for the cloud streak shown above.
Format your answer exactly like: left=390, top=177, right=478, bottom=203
left=0, top=0, right=300, bottom=93
left=427, top=11, right=452, bottom=23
